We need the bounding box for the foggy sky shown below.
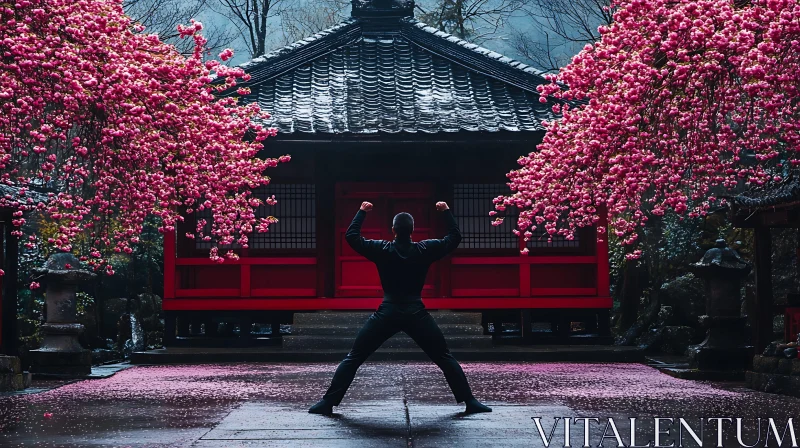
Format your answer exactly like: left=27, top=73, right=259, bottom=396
left=186, top=0, right=584, bottom=70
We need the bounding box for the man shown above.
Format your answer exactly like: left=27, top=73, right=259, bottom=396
left=309, top=200, right=492, bottom=415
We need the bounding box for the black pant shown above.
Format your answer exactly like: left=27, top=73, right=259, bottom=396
left=321, top=301, right=474, bottom=405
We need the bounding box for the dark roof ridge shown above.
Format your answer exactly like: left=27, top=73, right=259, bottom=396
left=219, top=19, right=360, bottom=94
left=0, top=183, right=50, bottom=209
left=232, top=16, right=556, bottom=97
left=402, top=19, right=546, bottom=77
left=238, top=19, right=358, bottom=71
left=400, top=19, right=552, bottom=99
left=733, top=169, right=800, bottom=209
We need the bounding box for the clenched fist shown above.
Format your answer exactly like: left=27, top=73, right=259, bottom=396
left=435, top=201, right=449, bottom=211
left=360, top=201, right=373, bottom=212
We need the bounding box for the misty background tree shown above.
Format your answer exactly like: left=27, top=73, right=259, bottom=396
left=124, top=0, right=237, bottom=52
left=510, top=0, right=612, bottom=72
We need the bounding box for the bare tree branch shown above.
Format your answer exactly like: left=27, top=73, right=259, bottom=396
left=124, top=0, right=236, bottom=54
left=277, top=0, right=349, bottom=46
left=416, top=0, right=528, bottom=43
left=211, top=0, right=287, bottom=57
left=510, top=0, right=613, bottom=72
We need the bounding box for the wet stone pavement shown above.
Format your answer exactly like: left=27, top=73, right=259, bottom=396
left=1, top=362, right=799, bottom=447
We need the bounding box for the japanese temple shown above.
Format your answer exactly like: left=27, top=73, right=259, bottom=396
left=162, top=0, right=611, bottom=343
left=733, top=171, right=800, bottom=353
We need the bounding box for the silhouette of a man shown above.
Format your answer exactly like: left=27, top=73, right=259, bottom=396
left=309, top=201, right=491, bottom=415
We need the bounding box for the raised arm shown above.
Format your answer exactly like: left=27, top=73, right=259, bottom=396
left=345, top=201, right=385, bottom=261
left=420, top=201, right=462, bottom=262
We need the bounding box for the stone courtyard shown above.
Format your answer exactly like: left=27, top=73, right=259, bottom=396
left=2, top=361, right=799, bottom=447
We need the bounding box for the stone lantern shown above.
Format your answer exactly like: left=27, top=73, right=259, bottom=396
left=687, top=239, right=752, bottom=371
left=28, top=253, right=96, bottom=376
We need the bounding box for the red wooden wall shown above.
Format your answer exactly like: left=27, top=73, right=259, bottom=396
left=163, top=182, right=611, bottom=312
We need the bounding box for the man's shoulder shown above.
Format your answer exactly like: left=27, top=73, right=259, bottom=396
left=415, top=239, right=441, bottom=248
left=370, top=239, right=393, bottom=250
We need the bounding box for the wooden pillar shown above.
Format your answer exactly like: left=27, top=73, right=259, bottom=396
left=239, top=315, right=252, bottom=339
left=557, top=312, right=571, bottom=341
left=435, top=178, right=452, bottom=297
left=271, top=321, right=281, bottom=337
left=595, top=204, right=612, bottom=339
left=754, top=226, right=774, bottom=353
left=597, top=309, right=611, bottom=337
left=190, top=318, right=203, bottom=335
left=174, top=208, right=196, bottom=260
left=176, top=314, right=190, bottom=337
left=316, top=152, right=336, bottom=298
left=204, top=315, right=218, bottom=337
left=519, top=309, right=532, bottom=343
left=519, top=256, right=531, bottom=298
left=164, top=311, right=177, bottom=345
left=596, top=203, right=610, bottom=298
left=163, top=228, right=176, bottom=300
left=519, top=207, right=532, bottom=341
left=585, top=311, right=598, bottom=333
left=2, top=219, right=18, bottom=356
left=240, top=263, right=251, bottom=298
left=0, top=221, right=5, bottom=354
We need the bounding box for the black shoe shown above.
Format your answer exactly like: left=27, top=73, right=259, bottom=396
left=464, top=397, right=492, bottom=414
left=308, top=399, right=334, bottom=415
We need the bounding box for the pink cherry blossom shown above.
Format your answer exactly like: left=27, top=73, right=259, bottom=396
left=499, top=0, right=800, bottom=257
left=0, top=0, right=287, bottom=268
left=218, top=48, right=234, bottom=61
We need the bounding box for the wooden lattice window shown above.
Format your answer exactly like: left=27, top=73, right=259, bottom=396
left=526, top=224, right=581, bottom=249
left=452, top=183, right=580, bottom=250
left=452, top=184, right=519, bottom=249
left=195, top=184, right=316, bottom=250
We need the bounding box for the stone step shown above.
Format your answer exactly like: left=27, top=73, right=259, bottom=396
left=0, top=373, right=24, bottom=391
left=283, top=334, right=493, bottom=350
left=292, top=323, right=485, bottom=336
left=0, top=355, right=21, bottom=374
left=293, top=311, right=483, bottom=327
left=0, top=357, right=26, bottom=391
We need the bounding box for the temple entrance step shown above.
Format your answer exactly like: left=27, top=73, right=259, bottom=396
left=292, top=311, right=483, bottom=327
left=285, top=311, right=491, bottom=350
left=282, top=334, right=492, bottom=350
left=292, top=323, right=484, bottom=336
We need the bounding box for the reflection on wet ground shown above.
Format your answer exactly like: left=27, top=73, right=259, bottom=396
left=0, top=362, right=798, bottom=447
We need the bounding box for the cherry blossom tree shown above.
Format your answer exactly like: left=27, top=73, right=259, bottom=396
left=1, top=0, right=288, bottom=274
left=497, top=0, right=800, bottom=260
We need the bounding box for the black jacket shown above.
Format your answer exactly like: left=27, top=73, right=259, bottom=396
left=345, top=209, right=462, bottom=302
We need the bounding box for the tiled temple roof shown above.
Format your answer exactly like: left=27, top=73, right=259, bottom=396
left=734, top=171, right=800, bottom=209
left=231, top=1, right=558, bottom=134
left=0, top=184, right=49, bottom=208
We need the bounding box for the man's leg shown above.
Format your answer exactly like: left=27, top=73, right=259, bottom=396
left=310, top=306, right=398, bottom=414
left=403, top=309, right=491, bottom=413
